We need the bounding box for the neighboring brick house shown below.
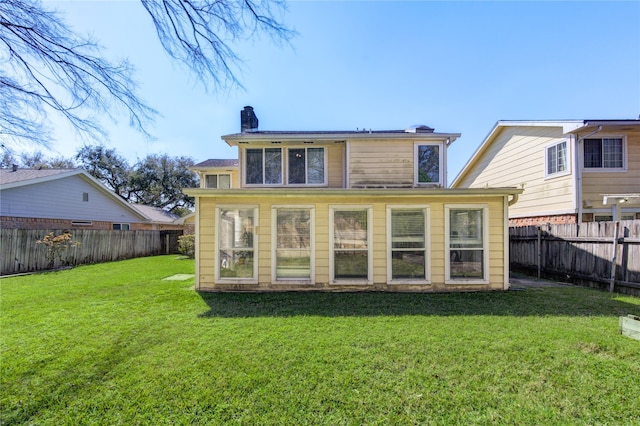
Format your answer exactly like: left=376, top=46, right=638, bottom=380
left=0, top=168, right=183, bottom=231
left=452, top=120, right=640, bottom=225
left=185, top=107, right=522, bottom=292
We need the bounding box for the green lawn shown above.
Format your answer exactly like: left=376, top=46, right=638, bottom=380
left=1, top=256, right=639, bottom=425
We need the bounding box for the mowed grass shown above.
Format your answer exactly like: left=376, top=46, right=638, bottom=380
left=1, top=256, right=639, bottom=425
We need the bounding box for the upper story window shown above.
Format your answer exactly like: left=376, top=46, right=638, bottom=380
left=205, top=174, right=231, bottom=189
left=584, top=137, right=624, bottom=169
left=415, top=143, right=443, bottom=186
left=246, top=148, right=282, bottom=185
left=545, top=140, right=568, bottom=177
left=245, top=147, right=326, bottom=186
left=288, top=148, right=325, bottom=185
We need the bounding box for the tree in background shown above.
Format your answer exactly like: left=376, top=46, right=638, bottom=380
left=19, top=151, right=76, bottom=169
left=4, top=145, right=199, bottom=215
left=130, top=154, right=198, bottom=213
left=0, top=0, right=293, bottom=148
left=74, top=145, right=198, bottom=214
left=75, top=145, right=133, bottom=201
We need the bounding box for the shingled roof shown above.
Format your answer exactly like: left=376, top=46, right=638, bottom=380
left=192, top=159, right=239, bottom=168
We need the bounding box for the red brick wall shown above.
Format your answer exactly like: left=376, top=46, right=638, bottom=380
left=509, top=214, right=578, bottom=227
left=1, top=216, right=184, bottom=232
left=1, top=216, right=112, bottom=230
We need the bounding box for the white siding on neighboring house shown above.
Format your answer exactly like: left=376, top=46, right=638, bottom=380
left=455, top=126, right=575, bottom=218
left=1, top=175, right=143, bottom=223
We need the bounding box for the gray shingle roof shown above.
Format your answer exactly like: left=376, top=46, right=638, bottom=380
left=192, top=159, right=239, bottom=168
left=0, top=168, right=78, bottom=185
left=130, top=204, right=180, bottom=223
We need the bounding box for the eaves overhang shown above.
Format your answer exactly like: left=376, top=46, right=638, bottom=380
left=568, top=120, right=640, bottom=135
left=185, top=187, right=523, bottom=198
left=222, top=131, right=461, bottom=147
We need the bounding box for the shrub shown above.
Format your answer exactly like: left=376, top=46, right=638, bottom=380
left=36, top=231, right=80, bottom=268
left=177, top=234, right=195, bottom=258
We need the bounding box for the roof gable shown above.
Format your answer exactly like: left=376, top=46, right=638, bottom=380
left=451, top=120, right=584, bottom=187
left=1, top=168, right=148, bottom=221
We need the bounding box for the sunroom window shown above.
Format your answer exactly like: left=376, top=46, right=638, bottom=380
left=388, top=207, right=429, bottom=283
left=331, top=207, right=372, bottom=283
left=445, top=205, right=488, bottom=283
left=273, top=208, right=313, bottom=281
left=217, top=208, right=257, bottom=280
left=415, top=144, right=442, bottom=185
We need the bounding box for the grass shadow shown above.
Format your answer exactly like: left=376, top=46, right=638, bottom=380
left=198, top=286, right=639, bottom=318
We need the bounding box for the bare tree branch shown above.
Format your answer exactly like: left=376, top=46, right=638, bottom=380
left=141, top=0, right=295, bottom=90
left=0, top=0, right=157, bottom=147
left=0, top=0, right=294, bottom=148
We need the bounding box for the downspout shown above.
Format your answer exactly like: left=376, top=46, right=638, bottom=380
left=575, top=125, right=602, bottom=224
left=504, top=195, right=510, bottom=290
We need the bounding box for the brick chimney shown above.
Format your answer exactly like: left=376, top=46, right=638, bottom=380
left=240, top=106, right=259, bottom=132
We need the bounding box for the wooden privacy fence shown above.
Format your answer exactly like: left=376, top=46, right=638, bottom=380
left=510, top=220, right=640, bottom=295
left=1, top=229, right=162, bottom=275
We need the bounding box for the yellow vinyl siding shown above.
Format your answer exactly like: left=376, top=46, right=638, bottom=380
left=327, top=144, right=344, bottom=188
left=349, top=140, right=414, bottom=187
left=194, top=193, right=508, bottom=292
left=582, top=132, right=640, bottom=208
left=455, top=126, right=575, bottom=217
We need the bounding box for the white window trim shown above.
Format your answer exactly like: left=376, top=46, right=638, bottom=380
left=386, top=205, right=430, bottom=285
left=204, top=173, right=232, bottom=189
left=215, top=205, right=259, bottom=284
left=285, top=147, right=328, bottom=187
left=243, top=147, right=284, bottom=187
left=582, top=135, right=627, bottom=172
left=329, top=205, right=373, bottom=285
left=271, top=205, right=315, bottom=285
left=414, top=142, right=444, bottom=187
left=444, top=204, right=489, bottom=285
left=242, top=146, right=328, bottom=187
left=544, top=139, right=571, bottom=179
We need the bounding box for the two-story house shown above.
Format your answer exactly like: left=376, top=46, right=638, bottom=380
left=452, top=120, right=640, bottom=225
left=186, top=107, right=522, bottom=292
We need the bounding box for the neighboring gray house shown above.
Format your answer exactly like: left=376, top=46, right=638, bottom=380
left=0, top=168, right=181, bottom=231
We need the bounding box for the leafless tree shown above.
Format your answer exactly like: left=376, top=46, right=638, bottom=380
left=0, top=0, right=293, bottom=147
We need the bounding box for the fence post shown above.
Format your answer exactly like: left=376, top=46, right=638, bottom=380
left=537, top=226, right=542, bottom=279
left=609, top=221, right=620, bottom=292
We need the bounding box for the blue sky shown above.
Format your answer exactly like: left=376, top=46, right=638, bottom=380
left=40, top=0, right=640, bottom=181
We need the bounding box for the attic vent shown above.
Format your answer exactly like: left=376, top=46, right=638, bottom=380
left=405, top=125, right=434, bottom=133
left=304, top=141, right=314, bottom=144
left=82, top=192, right=89, bottom=202
left=271, top=141, right=281, bottom=144
left=71, top=221, right=92, bottom=226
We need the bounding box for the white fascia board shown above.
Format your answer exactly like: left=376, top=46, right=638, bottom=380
left=222, top=132, right=461, bottom=146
